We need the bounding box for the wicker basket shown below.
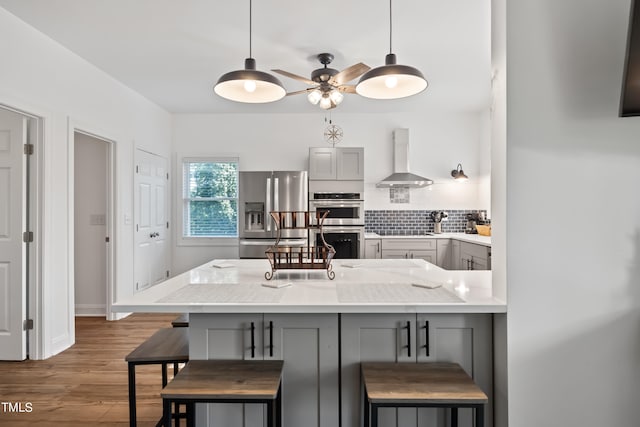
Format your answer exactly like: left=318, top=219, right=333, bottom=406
left=475, top=225, right=491, bottom=236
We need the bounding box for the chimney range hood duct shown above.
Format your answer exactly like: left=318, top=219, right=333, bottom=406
left=376, top=128, right=433, bottom=188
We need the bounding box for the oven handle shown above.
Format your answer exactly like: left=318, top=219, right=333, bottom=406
left=310, top=201, right=363, bottom=208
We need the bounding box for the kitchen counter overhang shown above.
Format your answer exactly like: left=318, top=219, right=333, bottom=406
left=112, top=259, right=505, bottom=314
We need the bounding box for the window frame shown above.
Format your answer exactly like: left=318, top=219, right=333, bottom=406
left=176, top=155, right=240, bottom=247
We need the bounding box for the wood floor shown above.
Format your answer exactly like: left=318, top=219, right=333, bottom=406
left=0, top=313, right=180, bottom=426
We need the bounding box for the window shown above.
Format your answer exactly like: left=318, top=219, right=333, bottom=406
left=181, top=158, right=238, bottom=238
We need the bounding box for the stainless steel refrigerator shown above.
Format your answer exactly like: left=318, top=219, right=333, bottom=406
left=239, top=171, right=308, bottom=258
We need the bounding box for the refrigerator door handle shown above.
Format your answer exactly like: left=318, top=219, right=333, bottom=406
left=266, top=177, right=271, bottom=232
left=273, top=177, right=279, bottom=211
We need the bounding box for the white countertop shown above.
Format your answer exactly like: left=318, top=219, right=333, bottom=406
left=365, top=232, right=491, bottom=247
left=112, top=259, right=505, bottom=314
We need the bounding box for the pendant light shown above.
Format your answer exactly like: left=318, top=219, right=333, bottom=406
left=214, top=0, right=285, bottom=103
left=356, top=0, right=428, bottom=99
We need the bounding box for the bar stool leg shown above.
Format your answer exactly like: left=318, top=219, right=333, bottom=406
left=475, top=405, right=484, bottom=427
left=162, top=398, right=172, bottom=427
left=267, top=397, right=275, bottom=427
left=276, top=382, right=282, bottom=427
left=370, top=403, right=378, bottom=427
left=451, top=407, right=458, bottom=427
left=363, top=384, right=369, bottom=427
left=186, top=402, right=195, bottom=427
left=127, top=363, right=136, bottom=427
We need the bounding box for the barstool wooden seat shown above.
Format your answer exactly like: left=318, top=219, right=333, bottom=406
left=161, top=360, right=284, bottom=427
left=361, top=362, right=487, bottom=427
left=125, top=327, right=189, bottom=426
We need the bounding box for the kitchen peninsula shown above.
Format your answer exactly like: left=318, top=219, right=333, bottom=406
left=113, top=259, right=505, bottom=427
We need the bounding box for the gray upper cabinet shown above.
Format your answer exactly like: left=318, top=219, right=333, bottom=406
left=309, top=147, right=364, bottom=180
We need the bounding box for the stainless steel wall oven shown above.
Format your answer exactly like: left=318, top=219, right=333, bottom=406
left=308, top=192, right=365, bottom=259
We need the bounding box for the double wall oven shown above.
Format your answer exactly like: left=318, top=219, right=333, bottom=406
left=309, top=192, right=365, bottom=259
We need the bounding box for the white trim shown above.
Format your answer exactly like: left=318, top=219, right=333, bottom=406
left=74, top=304, right=106, bottom=316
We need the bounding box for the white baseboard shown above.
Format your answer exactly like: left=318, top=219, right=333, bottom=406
left=75, top=304, right=106, bottom=316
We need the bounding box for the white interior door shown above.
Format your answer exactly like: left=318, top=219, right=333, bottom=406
left=134, top=149, right=169, bottom=291
left=0, top=108, right=27, bottom=360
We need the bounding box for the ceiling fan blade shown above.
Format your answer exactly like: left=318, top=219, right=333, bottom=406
left=337, top=85, right=357, bottom=94
left=330, top=63, right=371, bottom=86
left=272, top=69, right=317, bottom=85
left=285, top=88, right=313, bottom=96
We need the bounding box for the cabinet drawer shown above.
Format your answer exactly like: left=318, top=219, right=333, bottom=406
left=381, top=238, right=436, bottom=251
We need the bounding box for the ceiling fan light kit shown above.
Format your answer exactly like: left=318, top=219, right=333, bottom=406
left=213, top=0, right=286, bottom=103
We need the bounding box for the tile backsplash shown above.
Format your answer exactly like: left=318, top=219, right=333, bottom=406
left=364, top=210, right=489, bottom=235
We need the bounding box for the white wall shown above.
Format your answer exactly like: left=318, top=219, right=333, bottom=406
left=172, top=111, right=489, bottom=273
left=74, top=133, right=107, bottom=316
left=0, top=8, right=172, bottom=358
left=507, top=0, right=640, bottom=426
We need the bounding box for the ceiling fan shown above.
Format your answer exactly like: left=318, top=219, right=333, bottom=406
left=272, top=53, right=370, bottom=110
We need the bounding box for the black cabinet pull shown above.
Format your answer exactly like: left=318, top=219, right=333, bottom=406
left=269, top=320, right=274, bottom=357
left=422, top=321, right=430, bottom=357
left=250, top=322, right=256, bottom=359
left=404, top=321, right=411, bottom=357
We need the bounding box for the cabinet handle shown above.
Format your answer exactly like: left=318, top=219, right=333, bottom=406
left=250, top=322, right=256, bottom=359
left=470, top=258, right=474, bottom=270
left=422, top=321, right=430, bottom=357
left=269, top=320, right=274, bottom=357
left=377, top=242, right=380, bottom=253
left=404, top=321, right=411, bottom=357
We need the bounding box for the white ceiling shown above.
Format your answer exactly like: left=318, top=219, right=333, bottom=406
left=0, top=0, right=491, bottom=114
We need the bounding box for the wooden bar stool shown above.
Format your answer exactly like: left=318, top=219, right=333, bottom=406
left=161, top=360, right=284, bottom=427
left=125, top=327, right=189, bottom=427
left=361, top=362, right=487, bottom=427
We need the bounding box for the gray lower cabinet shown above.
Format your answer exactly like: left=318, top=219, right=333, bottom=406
left=460, top=242, right=491, bottom=270
left=381, top=239, right=437, bottom=263
left=189, top=313, right=339, bottom=427
left=365, top=238, right=382, bottom=259
left=341, top=313, right=493, bottom=427
left=435, top=239, right=452, bottom=269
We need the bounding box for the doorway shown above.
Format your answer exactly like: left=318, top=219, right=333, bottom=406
left=73, top=132, right=111, bottom=317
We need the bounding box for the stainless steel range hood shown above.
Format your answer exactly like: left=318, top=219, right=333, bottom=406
left=376, top=129, right=433, bottom=188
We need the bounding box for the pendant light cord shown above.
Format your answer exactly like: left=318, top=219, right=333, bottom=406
left=249, top=0, right=253, bottom=58
left=389, top=0, right=393, bottom=54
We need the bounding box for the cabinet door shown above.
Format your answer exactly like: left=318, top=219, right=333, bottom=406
left=451, top=240, right=461, bottom=270
left=336, top=147, right=364, bottom=180
left=309, top=147, right=337, bottom=180
left=341, top=314, right=417, bottom=427
left=364, top=239, right=382, bottom=259
left=264, top=314, right=340, bottom=427
left=460, top=242, right=489, bottom=270
left=436, top=239, right=451, bottom=269
left=408, top=250, right=436, bottom=264
left=381, top=249, right=409, bottom=259
left=189, top=313, right=265, bottom=427
left=415, top=314, right=493, bottom=427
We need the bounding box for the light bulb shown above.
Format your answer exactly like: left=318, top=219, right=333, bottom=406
left=319, top=95, right=333, bottom=110
left=384, top=76, right=398, bottom=88
left=243, top=80, right=257, bottom=93
left=307, top=89, right=322, bottom=105
left=329, top=90, right=344, bottom=105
